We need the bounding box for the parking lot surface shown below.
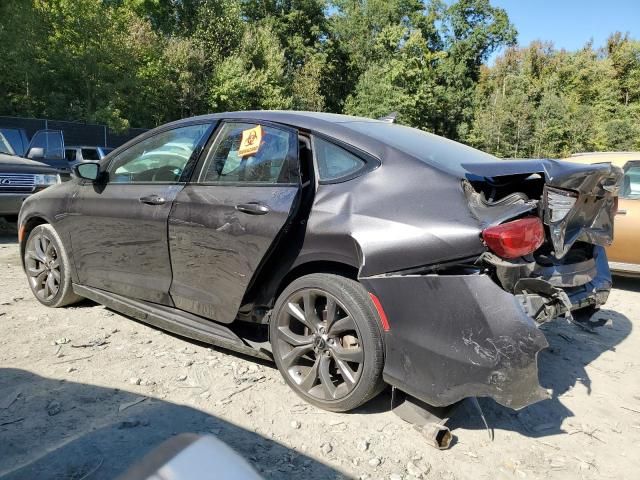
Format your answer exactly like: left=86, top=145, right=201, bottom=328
left=1, top=223, right=639, bottom=480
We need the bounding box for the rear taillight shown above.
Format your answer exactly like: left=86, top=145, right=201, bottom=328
left=482, top=217, right=545, bottom=259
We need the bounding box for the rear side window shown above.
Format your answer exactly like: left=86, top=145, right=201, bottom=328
left=200, top=122, right=297, bottom=184
left=65, top=149, right=76, bottom=161
left=313, top=137, right=366, bottom=181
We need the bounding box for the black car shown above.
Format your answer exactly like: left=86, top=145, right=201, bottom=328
left=0, top=140, right=62, bottom=221
left=18, top=111, right=622, bottom=412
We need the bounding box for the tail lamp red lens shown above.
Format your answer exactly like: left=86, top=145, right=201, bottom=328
left=482, top=217, right=545, bottom=259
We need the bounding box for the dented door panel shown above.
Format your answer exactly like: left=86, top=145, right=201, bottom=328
left=168, top=185, right=299, bottom=323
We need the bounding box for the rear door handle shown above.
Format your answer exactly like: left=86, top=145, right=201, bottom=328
left=235, top=202, right=270, bottom=215
left=616, top=209, right=627, bottom=215
left=139, top=194, right=167, bottom=205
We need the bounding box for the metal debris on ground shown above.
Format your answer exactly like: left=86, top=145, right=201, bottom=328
left=0, top=417, right=24, bottom=426
left=0, top=389, right=20, bottom=409
left=118, top=396, right=147, bottom=413
left=52, top=355, right=94, bottom=365
left=71, top=338, right=110, bottom=348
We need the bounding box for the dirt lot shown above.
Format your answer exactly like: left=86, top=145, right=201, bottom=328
left=1, top=220, right=639, bottom=480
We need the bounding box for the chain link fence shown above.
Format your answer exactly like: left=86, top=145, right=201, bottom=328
left=0, top=116, right=147, bottom=148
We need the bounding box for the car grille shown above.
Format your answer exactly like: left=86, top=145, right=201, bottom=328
left=0, top=173, right=36, bottom=193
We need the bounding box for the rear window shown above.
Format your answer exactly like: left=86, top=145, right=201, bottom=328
left=344, top=122, right=497, bottom=173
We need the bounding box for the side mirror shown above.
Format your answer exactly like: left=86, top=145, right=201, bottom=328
left=74, top=162, right=100, bottom=181
left=27, top=147, right=45, bottom=160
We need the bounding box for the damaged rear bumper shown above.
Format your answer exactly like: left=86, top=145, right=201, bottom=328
left=362, top=255, right=611, bottom=410
left=515, top=246, right=611, bottom=323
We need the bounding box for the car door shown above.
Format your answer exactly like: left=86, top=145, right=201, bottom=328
left=69, top=122, right=214, bottom=305
left=25, top=130, right=70, bottom=174
left=168, top=121, right=301, bottom=323
left=607, top=161, right=640, bottom=266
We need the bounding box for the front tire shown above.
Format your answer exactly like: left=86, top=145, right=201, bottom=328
left=270, top=273, right=385, bottom=412
left=24, top=224, right=82, bottom=307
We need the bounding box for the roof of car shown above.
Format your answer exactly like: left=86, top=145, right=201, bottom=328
left=562, top=152, right=640, bottom=167
left=194, top=110, right=382, bottom=125
left=159, top=110, right=392, bottom=160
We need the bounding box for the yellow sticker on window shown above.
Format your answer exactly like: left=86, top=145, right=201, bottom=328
left=238, top=125, right=262, bottom=157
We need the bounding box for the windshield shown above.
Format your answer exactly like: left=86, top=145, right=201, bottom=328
left=0, top=132, right=16, bottom=156
left=344, top=121, right=498, bottom=174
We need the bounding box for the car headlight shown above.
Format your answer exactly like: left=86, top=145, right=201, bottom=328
left=34, top=174, right=61, bottom=186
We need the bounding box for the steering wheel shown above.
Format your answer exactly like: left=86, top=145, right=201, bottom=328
left=151, top=165, right=182, bottom=182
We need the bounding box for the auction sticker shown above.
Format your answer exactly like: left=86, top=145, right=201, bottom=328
left=238, top=125, right=262, bottom=156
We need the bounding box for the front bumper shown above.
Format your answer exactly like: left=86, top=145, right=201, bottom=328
left=362, top=253, right=611, bottom=410
left=0, top=193, right=32, bottom=216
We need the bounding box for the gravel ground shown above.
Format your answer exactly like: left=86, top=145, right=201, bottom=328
left=1, top=220, right=639, bottom=480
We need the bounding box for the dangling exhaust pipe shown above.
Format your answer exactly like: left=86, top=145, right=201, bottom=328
left=415, top=422, right=453, bottom=450
left=391, top=388, right=455, bottom=450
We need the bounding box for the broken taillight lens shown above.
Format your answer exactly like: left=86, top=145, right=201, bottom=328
left=545, top=187, right=577, bottom=222
left=482, top=217, right=545, bottom=259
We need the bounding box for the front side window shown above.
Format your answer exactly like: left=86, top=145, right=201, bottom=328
left=622, top=162, right=640, bottom=199
left=200, top=122, right=297, bottom=184
left=109, top=124, right=211, bottom=183
left=313, top=137, right=366, bottom=181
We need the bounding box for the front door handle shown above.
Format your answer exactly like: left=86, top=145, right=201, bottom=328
left=139, top=194, right=167, bottom=205
left=235, top=202, right=270, bottom=215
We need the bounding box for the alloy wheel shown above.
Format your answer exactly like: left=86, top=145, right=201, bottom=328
left=25, top=233, right=61, bottom=302
left=274, top=288, right=364, bottom=401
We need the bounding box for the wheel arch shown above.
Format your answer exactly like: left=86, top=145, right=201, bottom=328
left=275, top=260, right=360, bottom=300
left=19, top=215, right=50, bottom=267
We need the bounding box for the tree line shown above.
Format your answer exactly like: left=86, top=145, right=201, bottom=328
left=1, top=0, right=638, bottom=158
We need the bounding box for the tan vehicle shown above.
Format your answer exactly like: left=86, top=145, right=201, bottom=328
left=564, top=152, right=640, bottom=276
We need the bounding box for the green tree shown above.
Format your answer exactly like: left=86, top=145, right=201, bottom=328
left=208, top=24, right=292, bottom=111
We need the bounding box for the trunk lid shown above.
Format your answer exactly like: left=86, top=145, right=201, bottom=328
left=463, top=159, right=623, bottom=258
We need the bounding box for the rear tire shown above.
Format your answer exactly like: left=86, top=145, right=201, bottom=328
left=24, top=224, right=82, bottom=307
left=270, top=273, right=385, bottom=412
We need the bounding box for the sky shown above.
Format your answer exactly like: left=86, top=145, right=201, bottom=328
left=488, top=0, right=640, bottom=62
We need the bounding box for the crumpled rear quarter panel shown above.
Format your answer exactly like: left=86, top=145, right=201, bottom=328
left=297, top=152, right=486, bottom=276
left=362, top=274, right=550, bottom=410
